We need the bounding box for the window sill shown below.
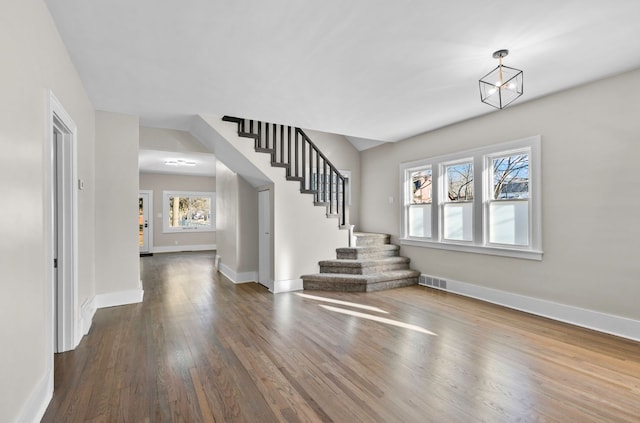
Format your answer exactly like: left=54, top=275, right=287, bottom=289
left=163, top=228, right=216, bottom=234
left=400, top=238, right=543, bottom=261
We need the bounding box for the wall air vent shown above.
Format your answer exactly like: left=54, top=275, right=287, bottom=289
left=419, top=274, right=447, bottom=291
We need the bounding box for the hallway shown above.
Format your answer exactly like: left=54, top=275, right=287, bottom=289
left=42, top=252, right=640, bottom=422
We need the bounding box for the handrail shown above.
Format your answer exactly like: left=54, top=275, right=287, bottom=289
left=222, top=116, right=349, bottom=228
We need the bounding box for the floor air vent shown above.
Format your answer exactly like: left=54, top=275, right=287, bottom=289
left=419, top=274, right=447, bottom=290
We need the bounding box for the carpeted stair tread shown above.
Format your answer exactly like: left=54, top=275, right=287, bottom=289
left=336, top=244, right=399, bottom=259
left=301, top=269, right=419, bottom=283
left=319, top=257, right=409, bottom=267
left=336, top=245, right=398, bottom=253
left=353, top=232, right=390, bottom=247
left=301, top=270, right=419, bottom=292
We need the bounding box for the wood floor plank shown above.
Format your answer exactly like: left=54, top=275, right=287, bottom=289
left=41, top=251, right=640, bottom=422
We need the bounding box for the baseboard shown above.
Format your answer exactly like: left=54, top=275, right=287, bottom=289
left=95, top=288, right=144, bottom=309
left=151, top=244, right=216, bottom=253
left=80, top=296, right=96, bottom=336
left=218, top=263, right=257, bottom=284
left=424, top=276, right=640, bottom=342
left=272, top=278, right=303, bottom=294
left=16, top=368, right=53, bottom=423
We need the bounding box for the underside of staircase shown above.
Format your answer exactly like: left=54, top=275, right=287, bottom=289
left=302, top=232, right=420, bottom=292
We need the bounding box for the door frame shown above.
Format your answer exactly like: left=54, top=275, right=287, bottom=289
left=45, top=91, right=79, bottom=356
left=139, top=190, right=153, bottom=253
left=258, top=188, right=272, bottom=289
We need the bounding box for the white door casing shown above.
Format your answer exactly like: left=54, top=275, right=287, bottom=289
left=46, top=91, right=79, bottom=356
left=258, top=189, right=272, bottom=288
left=139, top=191, right=153, bottom=253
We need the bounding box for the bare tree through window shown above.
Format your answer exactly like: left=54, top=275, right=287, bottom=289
left=168, top=196, right=211, bottom=228
left=446, top=163, right=474, bottom=201
left=493, top=154, right=529, bottom=199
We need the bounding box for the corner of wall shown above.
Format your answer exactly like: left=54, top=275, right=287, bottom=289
left=218, top=262, right=257, bottom=284
left=95, top=288, right=144, bottom=309
left=80, top=296, right=97, bottom=336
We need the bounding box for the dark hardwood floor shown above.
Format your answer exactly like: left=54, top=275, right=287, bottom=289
left=42, top=251, right=640, bottom=422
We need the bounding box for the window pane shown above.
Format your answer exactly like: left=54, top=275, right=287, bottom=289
left=490, top=201, right=529, bottom=245
left=493, top=154, right=529, bottom=200
left=409, top=204, right=431, bottom=238
left=443, top=203, right=473, bottom=241
left=410, top=169, right=432, bottom=204
left=446, top=162, right=473, bottom=201
left=169, top=196, right=212, bottom=228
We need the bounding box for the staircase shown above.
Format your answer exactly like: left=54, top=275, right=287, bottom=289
left=222, top=116, right=349, bottom=229
left=301, top=232, right=420, bottom=292
left=221, top=116, right=418, bottom=293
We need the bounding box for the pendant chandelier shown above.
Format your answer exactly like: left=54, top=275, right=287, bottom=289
left=479, top=49, right=523, bottom=109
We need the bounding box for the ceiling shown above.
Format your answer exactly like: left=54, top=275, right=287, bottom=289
left=45, top=0, right=640, bottom=150
left=139, top=150, right=216, bottom=177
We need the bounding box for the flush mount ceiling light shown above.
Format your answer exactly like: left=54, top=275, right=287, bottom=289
left=164, top=159, right=196, bottom=166
left=479, top=49, right=523, bottom=109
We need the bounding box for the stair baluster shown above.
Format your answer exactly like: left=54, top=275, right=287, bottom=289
left=223, top=116, right=349, bottom=228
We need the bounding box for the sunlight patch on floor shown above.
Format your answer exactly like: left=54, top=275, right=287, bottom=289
left=295, top=292, right=388, bottom=314
left=320, top=305, right=438, bottom=336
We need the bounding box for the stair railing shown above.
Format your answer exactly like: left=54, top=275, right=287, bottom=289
left=222, top=116, right=349, bottom=228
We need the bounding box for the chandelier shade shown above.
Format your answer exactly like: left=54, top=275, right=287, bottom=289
left=479, top=49, right=523, bottom=109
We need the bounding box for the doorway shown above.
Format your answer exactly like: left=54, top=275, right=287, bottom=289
left=48, top=92, right=79, bottom=354
left=139, top=190, right=153, bottom=254
left=258, top=189, right=272, bottom=288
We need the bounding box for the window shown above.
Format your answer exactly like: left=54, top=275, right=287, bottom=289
left=162, top=191, right=215, bottom=233
left=406, top=167, right=432, bottom=238
left=400, top=136, right=541, bottom=260
left=488, top=153, right=529, bottom=246
left=443, top=161, right=473, bottom=241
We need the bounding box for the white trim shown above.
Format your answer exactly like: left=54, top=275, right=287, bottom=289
left=401, top=238, right=543, bottom=260
left=151, top=243, right=216, bottom=253
left=258, top=188, right=272, bottom=288
left=139, top=190, right=153, bottom=253
left=272, top=278, right=303, bottom=294
left=15, top=369, right=53, bottom=423
left=95, top=289, right=144, bottom=309
left=80, top=297, right=96, bottom=336
left=400, top=135, right=542, bottom=260
left=422, top=276, right=640, bottom=342
left=45, top=90, right=80, bottom=356
left=218, top=262, right=257, bottom=284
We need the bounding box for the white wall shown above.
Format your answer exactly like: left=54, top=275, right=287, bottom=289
left=303, top=129, right=361, bottom=230
left=95, top=111, right=141, bottom=296
left=215, top=162, right=259, bottom=280
left=139, top=173, right=216, bottom=250
left=139, top=126, right=209, bottom=153
left=216, top=162, right=239, bottom=271
left=361, top=69, right=640, bottom=323
left=0, top=1, right=96, bottom=421
left=237, top=174, right=259, bottom=274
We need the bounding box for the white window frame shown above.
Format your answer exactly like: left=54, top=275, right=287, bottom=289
left=400, top=135, right=542, bottom=261
left=404, top=165, right=434, bottom=239
left=440, top=158, right=475, bottom=243
left=484, top=148, right=531, bottom=247
left=162, top=190, right=216, bottom=233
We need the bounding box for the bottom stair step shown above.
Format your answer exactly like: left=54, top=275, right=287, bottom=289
left=301, top=269, right=419, bottom=292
